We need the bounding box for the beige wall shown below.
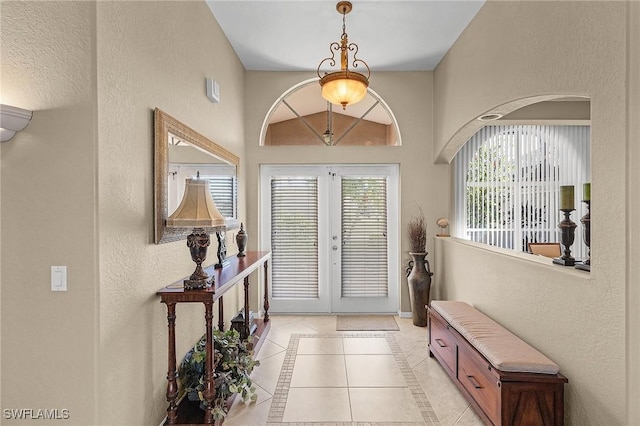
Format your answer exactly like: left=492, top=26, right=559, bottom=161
left=626, top=3, right=640, bottom=423
left=1, top=1, right=99, bottom=424
left=1, top=1, right=246, bottom=425
left=245, top=71, right=450, bottom=313
left=433, top=1, right=636, bottom=424
left=96, top=2, right=245, bottom=424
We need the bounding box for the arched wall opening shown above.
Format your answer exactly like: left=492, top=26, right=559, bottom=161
left=437, top=94, right=591, bottom=164
left=445, top=94, right=592, bottom=249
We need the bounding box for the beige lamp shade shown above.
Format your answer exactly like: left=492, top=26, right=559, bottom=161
left=320, top=71, right=368, bottom=109
left=166, top=177, right=225, bottom=228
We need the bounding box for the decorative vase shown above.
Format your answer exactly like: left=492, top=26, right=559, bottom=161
left=406, top=252, right=433, bottom=327
left=236, top=222, right=247, bottom=257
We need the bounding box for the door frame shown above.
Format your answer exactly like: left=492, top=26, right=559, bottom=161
left=329, top=165, right=399, bottom=313
left=260, top=164, right=399, bottom=314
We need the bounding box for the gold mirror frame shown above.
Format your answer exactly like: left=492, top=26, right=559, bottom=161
left=154, top=108, right=239, bottom=244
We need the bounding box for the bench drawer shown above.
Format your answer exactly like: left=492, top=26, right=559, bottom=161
left=429, top=313, right=457, bottom=375
left=458, top=344, right=500, bottom=425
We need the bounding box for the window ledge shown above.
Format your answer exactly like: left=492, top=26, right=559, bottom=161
left=437, top=236, right=591, bottom=280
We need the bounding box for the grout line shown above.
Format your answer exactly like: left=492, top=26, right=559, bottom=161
left=266, top=332, right=441, bottom=425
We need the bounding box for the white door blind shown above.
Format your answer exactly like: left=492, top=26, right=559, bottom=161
left=454, top=125, right=590, bottom=258
left=341, top=177, right=388, bottom=298
left=271, top=177, right=319, bottom=299
left=208, top=176, right=236, bottom=218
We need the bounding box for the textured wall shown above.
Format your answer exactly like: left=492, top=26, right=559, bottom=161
left=1, top=2, right=98, bottom=424
left=626, top=3, right=640, bottom=423
left=95, top=2, right=246, bottom=424
left=433, top=2, right=631, bottom=424
left=245, top=71, right=450, bottom=314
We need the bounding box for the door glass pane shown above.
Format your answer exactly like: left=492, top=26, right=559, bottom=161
left=341, top=177, right=388, bottom=298
left=270, top=177, right=319, bottom=299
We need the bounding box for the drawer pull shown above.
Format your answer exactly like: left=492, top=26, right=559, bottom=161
left=467, top=375, right=483, bottom=389
left=435, top=338, right=447, bottom=348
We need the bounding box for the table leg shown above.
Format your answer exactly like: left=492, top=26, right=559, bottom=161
left=218, top=295, right=224, bottom=331
left=164, top=302, right=178, bottom=424
left=243, top=277, right=250, bottom=340
left=203, top=301, right=215, bottom=424
left=263, top=260, right=270, bottom=323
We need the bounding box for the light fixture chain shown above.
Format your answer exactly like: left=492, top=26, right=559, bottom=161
left=342, top=9, right=347, bottom=38
left=317, top=1, right=370, bottom=110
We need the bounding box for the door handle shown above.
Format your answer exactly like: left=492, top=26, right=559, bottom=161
left=435, top=338, right=447, bottom=348
left=467, top=375, right=483, bottom=389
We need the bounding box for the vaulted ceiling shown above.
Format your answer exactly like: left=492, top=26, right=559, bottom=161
left=206, top=1, right=485, bottom=72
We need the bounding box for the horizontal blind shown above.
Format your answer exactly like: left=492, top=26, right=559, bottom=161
left=454, top=125, right=590, bottom=258
left=207, top=176, right=236, bottom=218
left=271, top=177, right=319, bottom=299
left=341, top=177, right=388, bottom=298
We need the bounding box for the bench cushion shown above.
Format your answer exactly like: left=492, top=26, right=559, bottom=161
left=430, top=300, right=559, bottom=375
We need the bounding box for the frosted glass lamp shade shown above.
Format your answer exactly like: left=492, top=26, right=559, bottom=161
left=320, top=71, right=368, bottom=109
left=166, top=178, right=225, bottom=228
left=0, top=104, right=33, bottom=142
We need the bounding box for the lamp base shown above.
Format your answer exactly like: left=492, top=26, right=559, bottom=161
left=184, top=277, right=213, bottom=290
left=553, top=257, right=576, bottom=266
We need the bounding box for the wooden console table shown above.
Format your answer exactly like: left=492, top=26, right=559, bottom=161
left=157, top=251, right=271, bottom=425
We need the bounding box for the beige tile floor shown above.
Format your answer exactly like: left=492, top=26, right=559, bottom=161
left=225, top=315, right=484, bottom=426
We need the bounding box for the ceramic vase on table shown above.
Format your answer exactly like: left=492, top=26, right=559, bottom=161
left=406, top=252, right=433, bottom=327
left=236, top=223, right=247, bottom=257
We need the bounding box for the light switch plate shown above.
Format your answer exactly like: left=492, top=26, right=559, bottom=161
left=206, top=78, right=220, bottom=103
left=51, top=266, right=67, bottom=291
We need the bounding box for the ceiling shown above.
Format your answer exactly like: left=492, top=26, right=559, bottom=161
left=205, top=1, right=486, bottom=72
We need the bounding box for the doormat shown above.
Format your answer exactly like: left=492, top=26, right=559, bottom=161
left=336, top=315, right=399, bottom=331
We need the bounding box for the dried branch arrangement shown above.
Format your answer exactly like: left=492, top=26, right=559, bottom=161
left=408, top=207, right=427, bottom=253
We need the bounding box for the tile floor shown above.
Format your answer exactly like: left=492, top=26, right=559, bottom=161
left=225, top=315, right=484, bottom=426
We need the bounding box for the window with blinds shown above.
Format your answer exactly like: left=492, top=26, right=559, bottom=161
left=270, top=177, right=319, bottom=299
left=454, top=125, right=590, bottom=258
left=341, top=177, right=388, bottom=298
left=169, top=164, right=237, bottom=222
left=207, top=176, right=236, bottom=218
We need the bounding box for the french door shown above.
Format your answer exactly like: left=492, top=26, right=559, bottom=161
left=260, top=165, right=399, bottom=314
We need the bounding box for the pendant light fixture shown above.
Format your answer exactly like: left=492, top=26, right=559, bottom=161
left=317, top=1, right=370, bottom=110
left=322, top=101, right=334, bottom=145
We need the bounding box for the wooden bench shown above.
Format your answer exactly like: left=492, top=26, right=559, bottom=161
left=428, top=301, right=567, bottom=426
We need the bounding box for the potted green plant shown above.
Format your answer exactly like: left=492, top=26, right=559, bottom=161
left=178, top=328, right=259, bottom=422
left=406, top=207, right=433, bottom=326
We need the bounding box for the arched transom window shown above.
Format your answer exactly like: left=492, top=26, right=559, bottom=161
left=260, top=79, right=401, bottom=147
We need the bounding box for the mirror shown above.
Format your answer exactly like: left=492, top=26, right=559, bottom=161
left=154, top=108, right=239, bottom=244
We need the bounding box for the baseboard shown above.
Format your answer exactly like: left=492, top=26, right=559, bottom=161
left=398, top=311, right=413, bottom=319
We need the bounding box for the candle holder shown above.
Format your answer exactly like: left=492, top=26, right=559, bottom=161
left=553, top=208, right=578, bottom=266
left=575, top=200, right=591, bottom=271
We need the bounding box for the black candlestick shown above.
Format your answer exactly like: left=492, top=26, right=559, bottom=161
left=576, top=200, right=591, bottom=271
left=214, top=230, right=230, bottom=269
left=553, top=209, right=578, bottom=266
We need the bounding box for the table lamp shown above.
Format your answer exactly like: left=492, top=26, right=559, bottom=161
left=166, top=174, right=225, bottom=289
